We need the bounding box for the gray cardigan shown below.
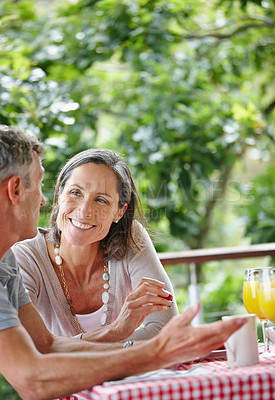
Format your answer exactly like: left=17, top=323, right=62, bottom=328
left=13, top=226, right=178, bottom=340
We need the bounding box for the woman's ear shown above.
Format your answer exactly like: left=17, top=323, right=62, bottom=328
left=7, top=176, right=24, bottom=205
left=115, top=203, right=128, bottom=223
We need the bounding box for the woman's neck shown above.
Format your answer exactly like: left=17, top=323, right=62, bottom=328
left=46, top=235, right=103, bottom=284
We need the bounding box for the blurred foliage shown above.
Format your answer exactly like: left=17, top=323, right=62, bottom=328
left=0, top=4, right=274, bottom=393
left=236, top=164, right=275, bottom=244
left=0, top=376, right=20, bottom=399
left=0, top=0, right=274, bottom=251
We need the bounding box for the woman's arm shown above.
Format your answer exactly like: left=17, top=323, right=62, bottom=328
left=79, top=227, right=178, bottom=342
left=81, top=277, right=173, bottom=342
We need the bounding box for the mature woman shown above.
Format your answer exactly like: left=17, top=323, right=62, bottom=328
left=13, top=149, right=178, bottom=342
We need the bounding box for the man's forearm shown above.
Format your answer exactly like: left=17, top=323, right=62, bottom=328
left=13, top=302, right=248, bottom=400
left=18, top=338, right=159, bottom=400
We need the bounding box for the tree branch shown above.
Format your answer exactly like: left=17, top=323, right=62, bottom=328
left=180, top=21, right=275, bottom=40
left=194, top=162, right=235, bottom=250
left=264, top=99, right=275, bottom=116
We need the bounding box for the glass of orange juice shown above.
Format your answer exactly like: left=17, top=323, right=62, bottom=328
left=243, top=268, right=269, bottom=353
left=258, top=268, right=275, bottom=349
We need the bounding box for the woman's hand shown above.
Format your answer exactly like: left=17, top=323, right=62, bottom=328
left=110, top=277, right=173, bottom=341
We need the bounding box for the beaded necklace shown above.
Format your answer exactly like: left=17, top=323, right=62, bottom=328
left=54, top=246, right=110, bottom=332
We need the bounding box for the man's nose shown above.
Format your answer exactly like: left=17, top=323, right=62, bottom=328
left=40, top=195, right=46, bottom=207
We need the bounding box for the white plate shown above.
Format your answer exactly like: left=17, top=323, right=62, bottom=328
left=205, top=349, right=227, bottom=359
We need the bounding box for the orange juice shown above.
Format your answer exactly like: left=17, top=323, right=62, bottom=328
left=243, top=281, right=266, bottom=319
left=258, top=282, right=275, bottom=322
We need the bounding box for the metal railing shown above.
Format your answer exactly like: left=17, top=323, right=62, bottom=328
left=158, top=242, right=275, bottom=325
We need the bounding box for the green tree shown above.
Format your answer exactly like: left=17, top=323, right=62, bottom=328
left=0, top=0, right=274, bottom=374
left=236, top=163, right=275, bottom=244
left=0, top=0, right=274, bottom=247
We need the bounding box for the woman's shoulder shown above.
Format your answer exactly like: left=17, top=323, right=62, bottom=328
left=126, top=220, right=155, bottom=259
left=132, top=220, right=150, bottom=244
left=13, top=227, right=48, bottom=255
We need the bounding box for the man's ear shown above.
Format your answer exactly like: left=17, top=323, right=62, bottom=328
left=7, top=176, right=24, bottom=205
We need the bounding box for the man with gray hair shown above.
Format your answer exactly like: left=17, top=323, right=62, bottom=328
left=0, top=125, right=246, bottom=400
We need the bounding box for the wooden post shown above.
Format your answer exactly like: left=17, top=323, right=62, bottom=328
left=188, top=263, right=204, bottom=326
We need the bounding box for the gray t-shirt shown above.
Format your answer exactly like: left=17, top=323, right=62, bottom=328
left=0, top=249, right=31, bottom=331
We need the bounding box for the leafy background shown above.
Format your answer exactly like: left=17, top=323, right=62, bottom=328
left=0, top=0, right=274, bottom=396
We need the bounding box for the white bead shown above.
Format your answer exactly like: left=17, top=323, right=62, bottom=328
left=103, top=283, right=109, bottom=290
left=55, top=255, right=62, bottom=265
left=101, top=313, right=107, bottom=325
left=54, top=248, right=60, bottom=255
left=102, top=292, right=109, bottom=304
left=103, top=305, right=108, bottom=312
left=103, top=272, right=110, bottom=281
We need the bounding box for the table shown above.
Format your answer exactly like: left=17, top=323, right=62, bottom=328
left=61, top=348, right=275, bottom=400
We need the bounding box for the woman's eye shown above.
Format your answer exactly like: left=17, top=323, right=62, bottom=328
left=71, top=190, right=81, bottom=196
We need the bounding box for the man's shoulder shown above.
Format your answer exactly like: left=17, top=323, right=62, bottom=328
left=0, top=248, right=16, bottom=267
left=0, top=248, right=18, bottom=279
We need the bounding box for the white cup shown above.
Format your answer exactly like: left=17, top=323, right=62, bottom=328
left=222, top=314, right=259, bottom=367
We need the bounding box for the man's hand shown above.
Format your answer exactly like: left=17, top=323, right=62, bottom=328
left=155, top=302, right=247, bottom=366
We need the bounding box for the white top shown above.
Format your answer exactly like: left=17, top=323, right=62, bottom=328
left=76, top=306, right=104, bottom=332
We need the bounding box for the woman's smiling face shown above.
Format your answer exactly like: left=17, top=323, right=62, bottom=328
left=57, top=162, right=127, bottom=247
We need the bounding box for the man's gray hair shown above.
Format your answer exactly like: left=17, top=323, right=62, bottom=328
left=0, top=125, right=44, bottom=186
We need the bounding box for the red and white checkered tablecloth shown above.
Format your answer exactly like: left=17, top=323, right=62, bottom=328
left=61, top=349, right=275, bottom=400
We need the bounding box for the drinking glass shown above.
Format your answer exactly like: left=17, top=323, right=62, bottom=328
left=243, top=268, right=269, bottom=353
left=258, top=268, right=275, bottom=346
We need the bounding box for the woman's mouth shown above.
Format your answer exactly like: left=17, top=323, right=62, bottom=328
left=70, top=219, right=94, bottom=230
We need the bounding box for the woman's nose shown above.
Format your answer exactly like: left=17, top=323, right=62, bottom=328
left=77, top=200, right=93, bottom=218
